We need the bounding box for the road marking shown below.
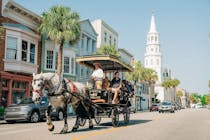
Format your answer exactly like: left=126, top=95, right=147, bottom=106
left=0, top=128, right=32, bottom=136
left=71, top=126, right=127, bottom=140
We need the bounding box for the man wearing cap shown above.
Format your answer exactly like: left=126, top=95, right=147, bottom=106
left=91, top=62, right=104, bottom=89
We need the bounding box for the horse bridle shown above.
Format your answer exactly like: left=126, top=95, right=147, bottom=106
left=32, top=73, right=56, bottom=97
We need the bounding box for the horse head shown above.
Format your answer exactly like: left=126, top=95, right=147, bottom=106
left=32, top=73, right=46, bottom=102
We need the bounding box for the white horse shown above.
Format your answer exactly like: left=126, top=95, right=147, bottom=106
left=32, top=72, right=94, bottom=134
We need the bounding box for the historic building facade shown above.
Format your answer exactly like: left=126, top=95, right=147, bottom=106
left=91, top=19, right=118, bottom=48
left=0, top=0, right=41, bottom=106
left=76, top=19, right=97, bottom=83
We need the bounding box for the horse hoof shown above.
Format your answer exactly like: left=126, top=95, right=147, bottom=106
left=48, top=124, right=54, bottom=131
left=60, top=130, right=67, bottom=134
left=71, top=127, right=78, bottom=132
left=89, top=125, right=93, bottom=129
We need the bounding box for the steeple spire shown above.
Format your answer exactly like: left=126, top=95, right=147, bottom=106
left=149, top=12, right=157, bottom=33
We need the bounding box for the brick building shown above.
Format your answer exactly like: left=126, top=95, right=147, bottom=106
left=0, top=0, right=41, bottom=106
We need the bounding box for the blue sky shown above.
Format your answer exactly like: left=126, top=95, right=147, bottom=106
left=15, top=0, right=210, bottom=94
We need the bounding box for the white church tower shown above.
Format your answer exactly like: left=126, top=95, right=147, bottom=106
left=144, top=13, right=162, bottom=83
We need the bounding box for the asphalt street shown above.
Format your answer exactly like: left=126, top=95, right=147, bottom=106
left=0, top=108, right=210, bottom=140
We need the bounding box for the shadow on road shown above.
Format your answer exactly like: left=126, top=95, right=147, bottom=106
left=53, top=119, right=152, bottom=134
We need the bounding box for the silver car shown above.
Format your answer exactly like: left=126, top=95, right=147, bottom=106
left=158, top=101, right=175, bottom=113
left=4, top=97, right=64, bottom=123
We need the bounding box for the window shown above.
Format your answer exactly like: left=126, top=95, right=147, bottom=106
left=86, top=69, right=89, bottom=76
left=151, top=36, right=154, bottom=41
left=81, top=35, right=84, bottom=49
left=155, top=36, right=157, bottom=41
left=64, top=57, right=69, bottom=73
left=71, top=57, right=75, bottom=74
left=6, top=36, right=17, bottom=60
left=22, top=40, right=28, bottom=61
left=30, top=43, right=35, bottom=63
left=109, top=36, right=112, bottom=45
left=114, top=39, right=116, bottom=47
left=55, top=52, right=58, bottom=70
left=156, top=59, right=159, bottom=66
left=86, top=38, right=89, bottom=52
left=151, top=59, right=153, bottom=65
left=81, top=68, right=84, bottom=77
left=92, top=41, right=95, bottom=52
left=104, top=32, right=107, bottom=42
left=46, top=50, right=54, bottom=69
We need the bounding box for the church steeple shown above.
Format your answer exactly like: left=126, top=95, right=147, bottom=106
left=144, top=13, right=162, bottom=83
left=149, top=13, right=157, bottom=33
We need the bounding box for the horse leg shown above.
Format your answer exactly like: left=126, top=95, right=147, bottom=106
left=71, top=115, right=79, bottom=132
left=87, top=107, right=93, bottom=129
left=46, top=105, right=54, bottom=131
left=60, top=101, right=69, bottom=134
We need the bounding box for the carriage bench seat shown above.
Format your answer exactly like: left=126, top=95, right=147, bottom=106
left=91, top=99, right=106, bottom=103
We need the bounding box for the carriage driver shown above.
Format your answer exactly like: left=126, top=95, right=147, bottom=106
left=91, top=62, right=104, bottom=89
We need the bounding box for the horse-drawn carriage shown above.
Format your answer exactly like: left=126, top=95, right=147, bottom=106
left=31, top=54, right=134, bottom=134
left=76, top=55, right=134, bottom=127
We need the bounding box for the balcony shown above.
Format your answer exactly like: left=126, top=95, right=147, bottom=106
left=4, top=59, right=38, bottom=74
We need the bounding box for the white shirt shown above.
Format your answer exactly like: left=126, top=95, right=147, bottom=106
left=91, top=68, right=103, bottom=80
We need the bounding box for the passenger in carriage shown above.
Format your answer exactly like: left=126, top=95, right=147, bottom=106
left=110, top=72, right=122, bottom=104
left=102, top=76, right=110, bottom=90
left=91, top=62, right=104, bottom=89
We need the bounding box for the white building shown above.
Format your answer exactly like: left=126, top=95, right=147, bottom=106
left=144, top=13, right=164, bottom=102
left=91, top=19, right=118, bottom=48
left=76, top=19, right=97, bottom=83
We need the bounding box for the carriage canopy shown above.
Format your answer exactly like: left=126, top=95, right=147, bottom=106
left=76, top=55, right=133, bottom=72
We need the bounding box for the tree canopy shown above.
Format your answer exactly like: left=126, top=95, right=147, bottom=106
left=95, top=45, right=120, bottom=57
left=38, top=6, right=81, bottom=74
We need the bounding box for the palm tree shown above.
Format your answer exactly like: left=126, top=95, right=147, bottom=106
left=95, top=45, right=120, bottom=57
left=141, top=68, right=158, bottom=109
left=162, top=79, right=180, bottom=102
left=38, top=6, right=81, bottom=75
left=170, top=79, right=180, bottom=102
left=126, top=61, right=143, bottom=111
left=176, top=90, right=183, bottom=104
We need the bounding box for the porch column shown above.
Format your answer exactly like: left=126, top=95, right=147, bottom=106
left=26, top=82, right=31, bottom=97
left=7, top=79, right=13, bottom=106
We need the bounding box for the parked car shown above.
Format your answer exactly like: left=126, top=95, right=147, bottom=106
left=207, top=104, right=210, bottom=109
left=150, top=104, right=159, bottom=112
left=4, top=97, right=64, bottom=123
left=158, top=101, right=175, bottom=113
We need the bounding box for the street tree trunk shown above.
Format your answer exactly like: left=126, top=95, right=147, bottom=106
left=148, top=83, right=152, bottom=109
left=57, top=42, right=63, bottom=75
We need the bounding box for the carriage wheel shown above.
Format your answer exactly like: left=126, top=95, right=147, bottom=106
left=111, top=107, right=119, bottom=127
left=78, top=118, right=86, bottom=126
left=123, top=107, right=130, bottom=125
left=94, top=116, right=101, bottom=125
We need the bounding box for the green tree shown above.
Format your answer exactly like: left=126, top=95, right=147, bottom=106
left=95, top=45, right=120, bottom=57
left=189, top=93, right=199, bottom=104
left=141, top=68, right=158, bottom=108
left=170, top=79, right=180, bottom=102
left=161, top=79, right=180, bottom=102
left=38, top=6, right=81, bottom=75
left=206, top=94, right=210, bottom=104
left=176, top=90, right=183, bottom=104
left=201, top=95, right=207, bottom=105
left=126, top=61, right=143, bottom=111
